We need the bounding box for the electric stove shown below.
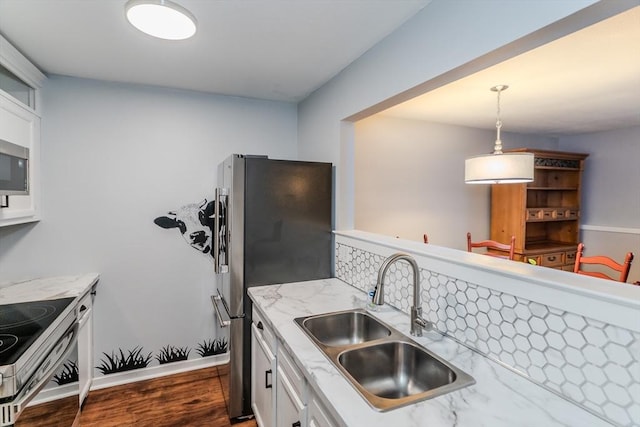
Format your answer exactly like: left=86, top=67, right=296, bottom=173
left=0, top=297, right=77, bottom=413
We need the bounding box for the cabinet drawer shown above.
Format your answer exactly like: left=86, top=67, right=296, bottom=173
left=554, top=209, right=565, bottom=219
left=277, top=345, right=306, bottom=403
left=564, top=209, right=579, bottom=220
left=524, top=255, right=541, bottom=266
left=565, top=250, right=577, bottom=265
left=561, top=265, right=575, bottom=272
left=540, top=252, right=564, bottom=267
left=253, top=307, right=276, bottom=353
left=542, top=209, right=555, bottom=220
left=526, top=209, right=543, bottom=221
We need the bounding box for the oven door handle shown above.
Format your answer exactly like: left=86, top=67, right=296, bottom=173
left=11, top=321, right=79, bottom=419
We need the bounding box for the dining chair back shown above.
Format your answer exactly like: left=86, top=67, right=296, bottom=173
left=467, top=232, right=515, bottom=260
left=573, top=243, right=634, bottom=283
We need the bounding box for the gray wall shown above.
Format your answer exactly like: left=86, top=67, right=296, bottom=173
left=559, top=125, right=640, bottom=282
left=0, top=75, right=298, bottom=372
left=559, top=126, right=640, bottom=228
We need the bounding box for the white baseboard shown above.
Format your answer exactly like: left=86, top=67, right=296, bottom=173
left=30, top=382, right=77, bottom=406
left=91, top=353, right=230, bottom=391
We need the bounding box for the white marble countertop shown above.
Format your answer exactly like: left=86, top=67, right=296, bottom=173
left=0, top=273, right=100, bottom=304
left=248, top=278, right=613, bottom=427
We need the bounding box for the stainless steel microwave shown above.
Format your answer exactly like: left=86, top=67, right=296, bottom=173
left=0, top=139, right=29, bottom=195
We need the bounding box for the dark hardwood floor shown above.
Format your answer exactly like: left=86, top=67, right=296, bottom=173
left=79, top=365, right=257, bottom=427
left=16, top=395, right=79, bottom=427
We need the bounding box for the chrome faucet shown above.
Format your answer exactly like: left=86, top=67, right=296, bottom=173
left=372, top=252, right=432, bottom=336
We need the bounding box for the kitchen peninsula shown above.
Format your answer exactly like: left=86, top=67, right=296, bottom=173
left=249, top=278, right=613, bottom=427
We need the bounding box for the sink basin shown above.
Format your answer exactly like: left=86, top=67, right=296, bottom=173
left=294, top=309, right=475, bottom=411
left=339, top=340, right=473, bottom=406
left=297, top=310, right=391, bottom=346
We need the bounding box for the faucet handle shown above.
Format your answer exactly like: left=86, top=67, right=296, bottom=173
left=410, top=306, right=432, bottom=336
left=414, top=316, right=432, bottom=331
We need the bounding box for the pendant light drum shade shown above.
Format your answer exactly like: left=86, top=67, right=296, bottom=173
left=465, top=152, right=534, bottom=184
left=464, top=85, right=534, bottom=184
left=125, top=0, right=197, bottom=40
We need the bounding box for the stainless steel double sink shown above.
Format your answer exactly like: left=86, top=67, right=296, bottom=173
left=294, top=309, right=475, bottom=411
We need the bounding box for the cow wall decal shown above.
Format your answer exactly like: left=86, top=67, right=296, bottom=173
left=154, top=199, right=215, bottom=257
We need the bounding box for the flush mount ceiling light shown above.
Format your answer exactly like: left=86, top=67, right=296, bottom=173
left=125, top=0, right=197, bottom=40
left=465, top=85, right=534, bottom=184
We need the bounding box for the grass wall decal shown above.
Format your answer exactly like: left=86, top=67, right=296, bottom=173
left=96, top=347, right=153, bottom=375
left=53, top=360, right=79, bottom=385
left=155, top=345, right=191, bottom=364
left=196, top=337, right=228, bottom=357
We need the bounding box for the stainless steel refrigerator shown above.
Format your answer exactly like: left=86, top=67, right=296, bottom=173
left=211, top=154, right=333, bottom=421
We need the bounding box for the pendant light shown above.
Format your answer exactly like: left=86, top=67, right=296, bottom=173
left=465, top=85, right=534, bottom=184
left=125, top=0, right=197, bottom=40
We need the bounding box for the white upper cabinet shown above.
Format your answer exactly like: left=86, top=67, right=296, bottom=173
left=0, top=34, right=46, bottom=227
left=0, top=35, right=45, bottom=114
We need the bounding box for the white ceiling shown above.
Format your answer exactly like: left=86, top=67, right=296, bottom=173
left=0, top=2, right=638, bottom=136
left=381, top=6, right=640, bottom=136
left=0, top=0, right=430, bottom=102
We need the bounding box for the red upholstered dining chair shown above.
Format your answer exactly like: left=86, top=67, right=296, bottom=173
left=573, top=243, right=634, bottom=283
left=466, top=232, right=515, bottom=260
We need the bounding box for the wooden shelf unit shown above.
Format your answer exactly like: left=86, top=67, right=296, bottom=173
left=490, top=149, right=589, bottom=270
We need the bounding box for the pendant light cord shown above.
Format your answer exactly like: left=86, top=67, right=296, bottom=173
left=492, top=85, right=508, bottom=154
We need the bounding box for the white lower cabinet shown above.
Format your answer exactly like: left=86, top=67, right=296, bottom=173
left=251, top=321, right=276, bottom=427
left=252, top=307, right=340, bottom=427
left=308, top=391, right=339, bottom=427
left=276, top=345, right=307, bottom=427
left=276, top=367, right=306, bottom=427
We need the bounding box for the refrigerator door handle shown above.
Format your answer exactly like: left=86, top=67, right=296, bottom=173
left=211, top=290, right=244, bottom=328
left=211, top=292, right=231, bottom=328
left=214, top=187, right=229, bottom=274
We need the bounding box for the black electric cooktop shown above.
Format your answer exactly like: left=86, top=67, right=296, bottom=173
left=0, top=297, right=75, bottom=366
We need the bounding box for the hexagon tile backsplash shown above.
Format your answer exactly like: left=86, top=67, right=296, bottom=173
left=335, top=243, right=640, bottom=427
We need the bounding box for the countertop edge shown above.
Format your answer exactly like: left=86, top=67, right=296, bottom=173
left=0, top=273, right=101, bottom=304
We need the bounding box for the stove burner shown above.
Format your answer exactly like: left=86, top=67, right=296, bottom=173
left=0, top=297, right=75, bottom=366
left=0, top=304, right=58, bottom=329
left=0, top=334, right=18, bottom=354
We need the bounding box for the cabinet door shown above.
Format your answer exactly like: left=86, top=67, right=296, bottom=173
left=308, top=391, right=339, bottom=427
left=251, top=323, right=275, bottom=427
left=276, top=366, right=306, bottom=427
left=77, top=292, right=94, bottom=405
left=0, top=95, right=40, bottom=226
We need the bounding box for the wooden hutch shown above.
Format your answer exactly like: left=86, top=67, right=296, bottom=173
left=490, top=149, right=589, bottom=270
